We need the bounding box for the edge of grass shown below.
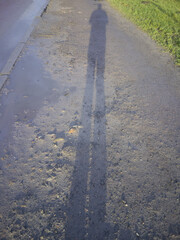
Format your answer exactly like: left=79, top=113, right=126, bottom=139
left=107, top=0, right=180, bottom=66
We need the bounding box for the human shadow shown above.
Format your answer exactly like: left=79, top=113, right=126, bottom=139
left=65, top=4, right=108, bottom=239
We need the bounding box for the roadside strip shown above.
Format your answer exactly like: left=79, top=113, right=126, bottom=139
left=0, top=0, right=49, bottom=92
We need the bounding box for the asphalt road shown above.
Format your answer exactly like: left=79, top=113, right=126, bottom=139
left=0, top=0, right=180, bottom=239
left=0, top=0, right=47, bottom=72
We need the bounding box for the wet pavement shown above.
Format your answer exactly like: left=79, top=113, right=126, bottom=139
left=0, top=0, right=180, bottom=239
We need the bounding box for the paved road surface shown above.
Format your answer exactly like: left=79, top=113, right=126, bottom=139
left=0, top=0, right=47, bottom=72
left=0, top=0, right=179, bottom=239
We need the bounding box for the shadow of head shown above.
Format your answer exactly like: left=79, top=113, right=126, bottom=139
left=89, top=3, right=108, bottom=26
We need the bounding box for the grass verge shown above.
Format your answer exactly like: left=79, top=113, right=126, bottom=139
left=107, top=0, right=180, bottom=65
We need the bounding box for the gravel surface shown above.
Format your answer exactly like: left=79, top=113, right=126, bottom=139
left=0, top=0, right=179, bottom=239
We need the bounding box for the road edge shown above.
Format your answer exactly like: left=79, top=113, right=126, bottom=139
left=0, top=0, right=49, bottom=92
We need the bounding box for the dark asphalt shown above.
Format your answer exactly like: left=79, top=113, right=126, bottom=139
left=0, top=0, right=180, bottom=239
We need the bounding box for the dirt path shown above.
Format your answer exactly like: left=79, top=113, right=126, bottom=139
left=0, top=0, right=179, bottom=239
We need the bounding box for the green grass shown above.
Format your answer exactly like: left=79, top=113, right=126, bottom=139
left=107, top=0, right=180, bottom=65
